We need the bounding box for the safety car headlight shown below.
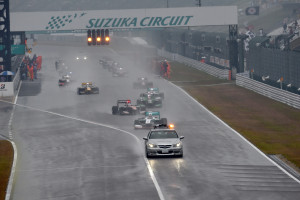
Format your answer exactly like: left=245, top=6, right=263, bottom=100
left=173, top=142, right=181, bottom=147
left=148, top=143, right=157, bottom=148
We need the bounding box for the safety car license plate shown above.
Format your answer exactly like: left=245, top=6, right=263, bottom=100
left=162, top=149, right=168, bottom=154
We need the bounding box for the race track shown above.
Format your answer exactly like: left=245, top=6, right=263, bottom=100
left=5, top=40, right=300, bottom=200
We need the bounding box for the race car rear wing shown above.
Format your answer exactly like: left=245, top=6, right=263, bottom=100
left=145, top=111, right=160, bottom=118
left=82, top=82, right=93, bottom=85
left=117, top=100, right=131, bottom=104
left=147, top=88, right=159, bottom=92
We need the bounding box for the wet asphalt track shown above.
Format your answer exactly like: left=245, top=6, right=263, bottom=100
left=3, top=41, right=300, bottom=200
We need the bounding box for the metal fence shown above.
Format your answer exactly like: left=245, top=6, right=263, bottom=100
left=158, top=49, right=230, bottom=80
left=236, top=72, right=300, bottom=109
left=247, top=46, right=300, bottom=89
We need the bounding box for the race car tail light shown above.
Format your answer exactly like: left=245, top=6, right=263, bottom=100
left=127, top=100, right=131, bottom=104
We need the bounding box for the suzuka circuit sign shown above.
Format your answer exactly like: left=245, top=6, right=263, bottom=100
left=10, top=6, right=237, bottom=32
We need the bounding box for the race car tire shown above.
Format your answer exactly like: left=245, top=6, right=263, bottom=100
left=137, top=99, right=145, bottom=105
left=119, top=107, right=126, bottom=115
left=160, top=118, right=167, bottom=125
left=112, top=106, right=119, bottom=115
left=93, top=88, right=100, bottom=94
left=160, top=93, right=164, bottom=99
left=155, top=100, right=162, bottom=108
left=77, top=88, right=82, bottom=95
left=139, top=105, right=146, bottom=113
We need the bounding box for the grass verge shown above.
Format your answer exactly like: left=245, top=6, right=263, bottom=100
left=168, top=61, right=300, bottom=169
left=0, top=140, right=13, bottom=200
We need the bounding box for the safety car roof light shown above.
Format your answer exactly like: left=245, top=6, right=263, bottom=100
left=169, top=124, right=175, bottom=129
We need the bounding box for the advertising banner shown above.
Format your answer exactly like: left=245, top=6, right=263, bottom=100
left=0, top=82, right=14, bottom=96
left=0, top=45, right=25, bottom=55
left=11, top=6, right=237, bottom=32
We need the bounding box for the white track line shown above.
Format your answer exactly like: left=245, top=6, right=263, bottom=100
left=14, top=80, right=22, bottom=104
left=167, top=80, right=300, bottom=184
left=0, top=99, right=165, bottom=200
left=4, top=80, right=22, bottom=200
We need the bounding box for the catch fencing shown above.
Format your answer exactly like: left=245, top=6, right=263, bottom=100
left=158, top=49, right=230, bottom=80
left=236, top=72, right=300, bottom=109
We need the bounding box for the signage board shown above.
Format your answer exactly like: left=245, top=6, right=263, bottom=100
left=0, top=45, right=25, bottom=55
left=0, top=82, right=14, bottom=96
left=11, top=6, right=237, bottom=32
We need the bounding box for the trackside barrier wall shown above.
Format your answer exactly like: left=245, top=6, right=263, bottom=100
left=236, top=72, right=300, bottom=109
left=0, top=56, right=22, bottom=97
left=158, top=49, right=230, bottom=80
left=0, top=70, right=20, bottom=97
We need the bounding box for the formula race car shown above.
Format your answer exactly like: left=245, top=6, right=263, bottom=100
left=112, top=100, right=146, bottom=115
left=133, top=77, right=153, bottom=89
left=58, top=74, right=71, bottom=86
left=99, top=57, right=115, bottom=71
left=134, top=111, right=167, bottom=129
left=147, top=87, right=164, bottom=99
left=77, top=82, right=99, bottom=95
left=137, top=92, right=163, bottom=108
left=112, top=63, right=128, bottom=77
left=76, top=51, right=88, bottom=61
left=76, top=55, right=87, bottom=61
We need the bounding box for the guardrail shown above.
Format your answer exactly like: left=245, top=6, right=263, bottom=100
left=236, top=72, right=300, bottom=109
left=158, top=49, right=230, bottom=80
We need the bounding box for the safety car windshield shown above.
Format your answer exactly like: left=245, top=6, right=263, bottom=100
left=149, top=131, right=178, bottom=139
